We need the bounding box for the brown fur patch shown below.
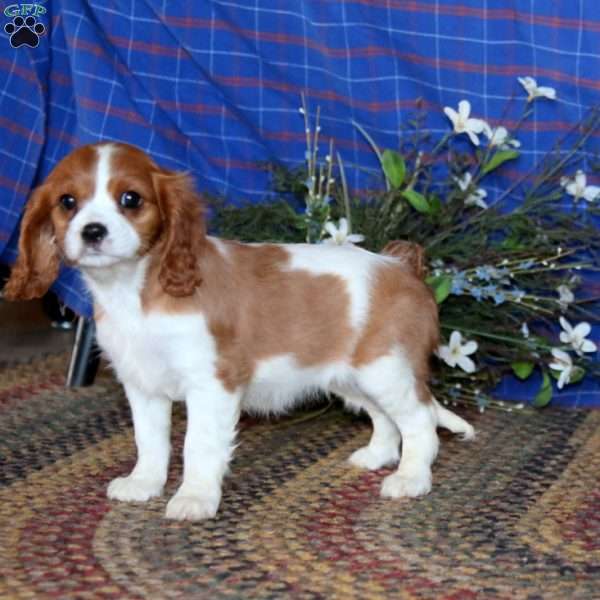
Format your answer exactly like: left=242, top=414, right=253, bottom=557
left=142, top=240, right=353, bottom=392
left=4, top=145, right=99, bottom=300
left=351, top=260, right=438, bottom=402
left=107, top=144, right=165, bottom=255
left=151, top=172, right=205, bottom=297
left=381, top=240, right=427, bottom=279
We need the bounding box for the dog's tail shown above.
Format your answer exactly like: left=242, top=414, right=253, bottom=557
left=381, top=240, right=427, bottom=279
left=431, top=396, right=476, bottom=440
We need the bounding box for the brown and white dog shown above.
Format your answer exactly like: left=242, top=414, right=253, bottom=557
left=5, top=142, right=474, bottom=520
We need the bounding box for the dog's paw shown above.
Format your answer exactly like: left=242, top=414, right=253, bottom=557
left=348, top=445, right=399, bottom=470
left=165, top=493, right=220, bottom=521
left=107, top=475, right=164, bottom=502
left=380, top=470, right=432, bottom=499
left=460, top=424, right=477, bottom=441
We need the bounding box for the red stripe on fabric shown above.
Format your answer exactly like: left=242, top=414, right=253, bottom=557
left=102, top=25, right=600, bottom=92
left=0, top=175, right=29, bottom=196
left=47, top=127, right=79, bottom=148
left=50, top=71, right=72, bottom=88
left=165, top=9, right=600, bottom=35
left=0, top=116, right=44, bottom=145
left=163, top=17, right=328, bottom=52
left=67, top=38, right=130, bottom=77
left=78, top=97, right=147, bottom=126
left=77, top=97, right=189, bottom=145
left=107, top=34, right=180, bottom=57
left=504, top=119, right=599, bottom=134
left=158, top=101, right=225, bottom=115
left=209, top=157, right=263, bottom=170
left=214, top=76, right=433, bottom=111
left=319, top=1, right=600, bottom=33
left=0, top=57, right=38, bottom=84
left=263, top=130, right=373, bottom=154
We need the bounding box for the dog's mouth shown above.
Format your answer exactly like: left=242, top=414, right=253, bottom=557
left=77, top=252, right=124, bottom=268
left=69, top=243, right=128, bottom=268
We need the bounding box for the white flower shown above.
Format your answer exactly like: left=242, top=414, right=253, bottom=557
left=556, top=285, right=574, bottom=310
left=438, top=331, right=478, bottom=373
left=559, top=317, right=597, bottom=356
left=560, top=170, right=600, bottom=203
left=486, top=126, right=521, bottom=149
left=443, top=100, right=491, bottom=146
left=549, top=349, right=573, bottom=389
left=322, top=218, right=365, bottom=246
left=521, top=323, right=530, bottom=338
left=454, top=172, right=488, bottom=209
left=518, top=76, right=557, bottom=102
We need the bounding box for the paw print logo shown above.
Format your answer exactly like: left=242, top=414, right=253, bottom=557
left=4, top=15, right=46, bottom=48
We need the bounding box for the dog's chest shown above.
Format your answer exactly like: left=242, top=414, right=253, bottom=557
left=95, top=309, right=214, bottom=400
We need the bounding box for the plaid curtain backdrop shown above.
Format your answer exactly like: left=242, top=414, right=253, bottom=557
left=0, top=1, right=598, bottom=404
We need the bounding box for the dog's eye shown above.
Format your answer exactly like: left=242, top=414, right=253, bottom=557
left=120, top=190, right=142, bottom=209
left=59, top=194, right=76, bottom=210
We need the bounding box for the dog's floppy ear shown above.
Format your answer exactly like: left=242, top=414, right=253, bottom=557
left=152, top=171, right=205, bottom=297
left=4, top=184, right=61, bottom=300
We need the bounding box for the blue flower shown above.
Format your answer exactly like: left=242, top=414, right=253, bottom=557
left=493, top=290, right=506, bottom=305
left=451, top=272, right=468, bottom=295
left=475, top=266, right=493, bottom=281
left=489, top=266, right=509, bottom=280
left=510, top=289, right=526, bottom=302
left=470, top=286, right=484, bottom=301
left=448, top=387, right=459, bottom=398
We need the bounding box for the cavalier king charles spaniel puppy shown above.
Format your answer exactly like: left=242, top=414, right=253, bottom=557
left=5, top=142, right=474, bottom=520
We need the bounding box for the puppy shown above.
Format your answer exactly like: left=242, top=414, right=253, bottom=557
left=5, top=142, right=474, bottom=520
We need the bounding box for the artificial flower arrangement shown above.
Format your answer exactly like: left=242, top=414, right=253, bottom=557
left=212, top=78, right=600, bottom=411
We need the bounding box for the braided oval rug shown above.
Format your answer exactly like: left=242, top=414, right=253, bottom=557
left=1, top=354, right=599, bottom=600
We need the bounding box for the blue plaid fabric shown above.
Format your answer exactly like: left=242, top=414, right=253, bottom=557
left=0, top=1, right=598, bottom=405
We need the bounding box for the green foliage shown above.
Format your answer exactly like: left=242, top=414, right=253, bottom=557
left=426, top=275, right=453, bottom=304
left=208, top=197, right=305, bottom=243
left=402, top=189, right=431, bottom=214
left=382, top=150, right=406, bottom=188
left=533, top=372, right=553, bottom=408
left=512, top=362, right=535, bottom=380
left=482, top=150, right=520, bottom=174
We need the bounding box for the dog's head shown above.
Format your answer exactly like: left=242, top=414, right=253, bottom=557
left=4, top=142, right=204, bottom=300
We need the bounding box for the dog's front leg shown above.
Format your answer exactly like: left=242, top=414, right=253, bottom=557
left=107, top=384, right=172, bottom=502
left=165, top=382, right=240, bottom=521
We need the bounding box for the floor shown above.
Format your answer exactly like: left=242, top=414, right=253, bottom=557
left=0, top=294, right=75, bottom=364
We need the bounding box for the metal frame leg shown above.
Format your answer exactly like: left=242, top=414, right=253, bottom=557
left=66, top=318, right=100, bottom=387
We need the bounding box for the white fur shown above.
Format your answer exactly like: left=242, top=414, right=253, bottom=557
left=242, top=355, right=353, bottom=415
left=85, top=259, right=239, bottom=520
left=62, top=146, right=475, bottom=521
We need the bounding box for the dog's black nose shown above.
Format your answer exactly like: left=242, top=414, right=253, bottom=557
left=81, top=222, right=108, bottom=244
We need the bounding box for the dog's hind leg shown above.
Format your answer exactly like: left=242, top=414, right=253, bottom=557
left=356, top=351, right=439, bottom=499
left=343, top=394, right=401, bottom=470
